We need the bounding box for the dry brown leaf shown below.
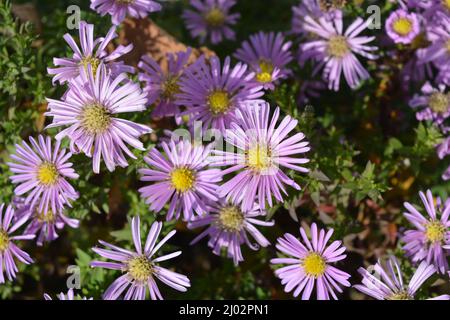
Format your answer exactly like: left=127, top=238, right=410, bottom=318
left=118, top=18, right=216, bottom=70
left=11, top=3, right=42, bottom=33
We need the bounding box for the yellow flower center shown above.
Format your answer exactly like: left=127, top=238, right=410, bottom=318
left=181, top=114, right=190, bottom=123
left=170, top=167, right=195, bottom=193
left=247, top=144, right=272, bottom=172
left=161, top=77, right=180, bottom=100
left=443, top=0, right=450, bottom=11
left=429, top=92, right=449, bottom=114
left=127, top=256, right=153, bottom=283
left=302, top=253, right=327, bottom=277
left=217, top=205, right=244, bottom=232
left=80, top=104, right=111, bottom=135
left=36, top=210, right=56, bottom=223
left=392, top=18, right=413, bottom=36
left=79, top=56, right=100, bottom=75
left=204, top=8, right=226, bottom=27
left=208, top=90, right=230, bottom=115
left=387, top=291, right=412, bottom=300
left=37, top=163, right=59, bottom=185
left=425, top=221, right=446, bottom=243
left=256, top=60, right=274, bottom=84
left=327, top=35, right=349, bottom=58
left=0, top=229, right=9, bottom=252
left=446, top=39, right=450, bottom=53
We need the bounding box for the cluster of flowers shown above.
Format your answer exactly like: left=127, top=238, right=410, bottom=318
left=0, top=0, right=449, bottom=300
left=381, top=1, right=450, bottom=180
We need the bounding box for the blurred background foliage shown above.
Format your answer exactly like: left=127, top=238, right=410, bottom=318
left=0, top=0, right=448, bottom=299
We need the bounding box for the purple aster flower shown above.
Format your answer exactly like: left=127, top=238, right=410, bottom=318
left=409, top=82, right=449, bottom=127
left=301, top=14, right=378, bottom=91
left=291, top=1, right=342, bottom=39
left=436, top=65, right=450, bottom=87
left=8, top=135, right=79, bottom=215
left=138, top=48, right=192, bottom=118
left=13, top=197, right=79, bottom=246
left=46, top=65, right=151, bottom=174
left=424, top=14, right=450, bottom=85
left=138, top=140, right=222, bottom=221
left=292, top=0, right=324, bottom=38
left=182, top=0, right=240, bottom=44
left=401, top=49, right=435, bottom=89
left=47, top=21, right=134, bottom=85
left=437, top=137, right=450, bottom=180
left=437, top=136, right=450, bottom=160
left=295, top=8, right=342, bottom=68
left=271, top=223, right=351, bottom=300
left=188, top=198, right=274, bottom=265
left=425, top=13, right=449, bottom=63
left=354, top=256, right=449, bottom=300
left=91, top=216, right=190, bottom=300
left=90, top=0, right=162, bottom=25
left=385, top=10, right=421, bottom=45
left=401, top=190, right=450, bottom=274
left=44, top=288, right=92, bottom=300
left=212, top=102, right=310, bottom=211
left=426, top=0, right=450, bottom=15
left=176, top=55, right=264, bottom=132
left=0, top=204, right=35, bottom=283
left=234, top=32, right=293, bottom=90
left=402, top=0, right=434, bottom=10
